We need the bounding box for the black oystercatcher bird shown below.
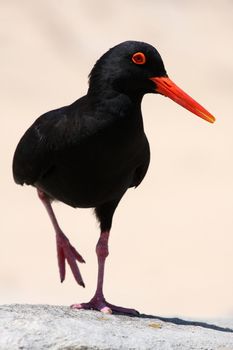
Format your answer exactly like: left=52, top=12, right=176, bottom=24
left=13, top=41, right=215, bottom=315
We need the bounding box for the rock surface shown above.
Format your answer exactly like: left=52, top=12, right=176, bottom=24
left=0, top=304, right=233, bottom=350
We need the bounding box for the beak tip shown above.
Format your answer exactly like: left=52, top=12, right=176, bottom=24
left=198, top=110, right=216, bottom=124
left=205, top=115, right=216, bottom=124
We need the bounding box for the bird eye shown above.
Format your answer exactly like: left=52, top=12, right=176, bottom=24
left=131, top=52, right=146, bottom=65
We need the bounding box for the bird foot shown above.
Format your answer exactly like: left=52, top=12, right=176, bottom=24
left=71, top=296, right=139, bottom=316
left=56, top=231, right=86, bottom=287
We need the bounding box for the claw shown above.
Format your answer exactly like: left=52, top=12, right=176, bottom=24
left=57, top=245, right=66, bottom=283
left=100, top=306, right=112, bottom=314
left=56, top=233, right=85, bottom=286
left=57, top=244, right=66, bottom=282
left=66, top=253, right=85, bottom=287
left=106, top=302, right=139, bottom=316
left=70, top=244, right=86, bottom=263
left=71, top=298, right=139, bottom=315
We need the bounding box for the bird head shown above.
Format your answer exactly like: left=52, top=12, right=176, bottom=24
left=88, top=41, right=215, bottom=123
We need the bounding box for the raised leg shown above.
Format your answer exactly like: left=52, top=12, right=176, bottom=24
left=72, top=199, right=139, bottom=315
left=37, top=189, right=85, bottom=287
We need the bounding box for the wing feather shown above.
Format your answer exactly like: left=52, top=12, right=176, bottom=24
left=13, top=104, right=81, bottom=185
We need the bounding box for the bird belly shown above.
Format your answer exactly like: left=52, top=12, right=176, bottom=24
left=35, top=160, right=135, bottom=208
left=35, top=128, right=149, bottom=208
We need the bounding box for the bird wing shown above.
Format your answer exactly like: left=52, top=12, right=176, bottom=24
left=12, top=100, right=91, bottom=186
left=131, top=138, right=150, bottom=188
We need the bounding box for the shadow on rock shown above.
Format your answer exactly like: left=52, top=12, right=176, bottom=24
left=139, top=313, right=233, bottom=333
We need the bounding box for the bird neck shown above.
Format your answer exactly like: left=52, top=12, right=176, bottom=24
left=88, top=78, right=144, bottom=103
left=87, top=87, right=144, bottom=131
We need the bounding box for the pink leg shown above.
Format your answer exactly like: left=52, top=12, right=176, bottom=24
left=72, top=231, right=139, bottom=315
left=37, top=189, right=85, bottom=287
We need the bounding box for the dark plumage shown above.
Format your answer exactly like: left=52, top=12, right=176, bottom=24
left=13, top=40, right=215, bottom=314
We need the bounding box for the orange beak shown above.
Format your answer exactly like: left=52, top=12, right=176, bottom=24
left=150, top=76, right=215, bottom=123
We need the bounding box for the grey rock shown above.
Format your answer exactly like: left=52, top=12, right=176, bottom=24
left=0, top=304, right=233, bottom=350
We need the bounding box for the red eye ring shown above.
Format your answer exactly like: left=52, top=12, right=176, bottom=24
left=132, top=52, right=146, bottom=65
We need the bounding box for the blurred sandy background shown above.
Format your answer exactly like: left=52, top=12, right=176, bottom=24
left=1, top=0, right=233, bottom=319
